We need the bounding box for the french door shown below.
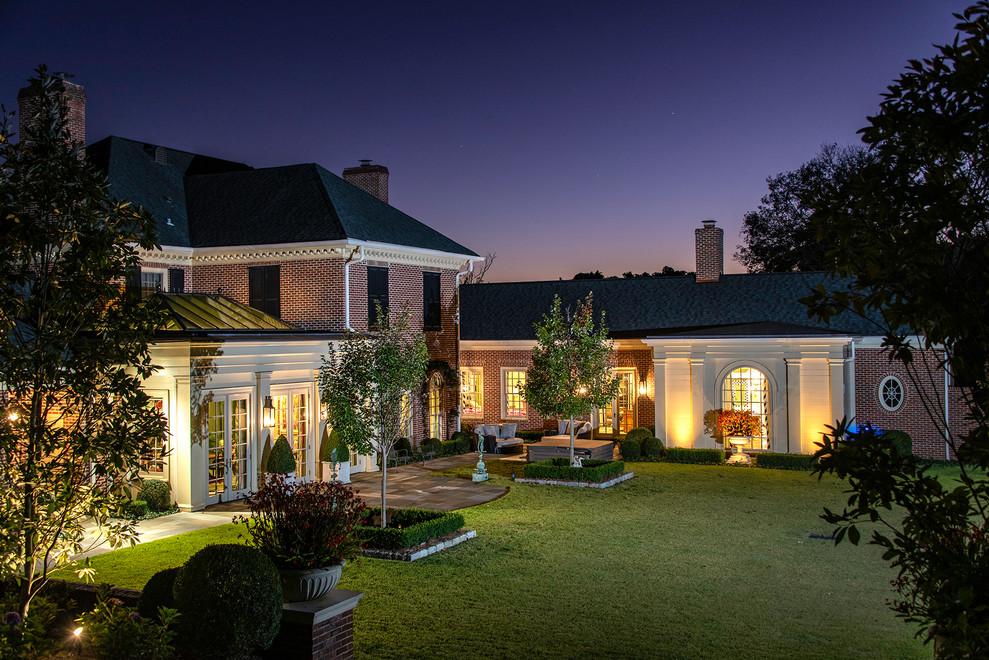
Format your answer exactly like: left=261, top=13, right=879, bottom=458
left=206, top=392, right=252, bottom=504
left=597, top=370, right=637, bottom=436
left=272, top=387, right=313, bottom=479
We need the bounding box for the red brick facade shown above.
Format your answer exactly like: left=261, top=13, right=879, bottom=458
left=694, top=220, right=723, bottom=283
left=854, top=346, right=971, bottom=460
left=18, top=79, right=87, bottom=149
left=460, top=347, right=655, bottom=433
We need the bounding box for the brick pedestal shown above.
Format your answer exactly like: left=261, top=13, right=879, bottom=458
left=268, top=589, right=364, bottom=659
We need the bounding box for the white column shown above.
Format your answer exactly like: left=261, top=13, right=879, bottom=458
left=785, top=358, right=802, bottom=455
left=652, top=357, right=667, bottom=443
left=173, top=375, right=193, bottom=511
left=255, top=371, right=272, bottom=483
left=828, top=358, right=845, bottom=429
left=690, top=357, right=705, bottom=448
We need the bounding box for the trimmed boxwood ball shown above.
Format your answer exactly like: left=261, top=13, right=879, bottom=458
left=620, top=438, right=641, bottom=459
left=421, top=437, right=442, bottom=454
left=173, top=544, right=282, bottom=659
left=137, top=566, right=180, bottom=620
left=882, top=429, right=913, bottom=456
left=624, top=427, right=652, bottom=444
left=451, top=431, right=472, bottom=454
left=641, top=436, right=664, bottom=457
left=267, top=434, right=296, bottom=474
left=139, top=478, right=171, bottom=512
left=394, top=437, right=413, bottom=456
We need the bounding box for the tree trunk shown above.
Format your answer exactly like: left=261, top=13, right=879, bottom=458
left=380, top=446, right=388, bottom=528
left=569, top=414, right=576, bottom=466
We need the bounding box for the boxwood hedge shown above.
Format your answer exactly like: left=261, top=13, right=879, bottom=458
left=523, top=458, right=626, bottom=482
left=357, top=507, right=465, bottom=550
left=754, top=452, right=816, bottom=471
left=663, top=448, right=726, bottom=465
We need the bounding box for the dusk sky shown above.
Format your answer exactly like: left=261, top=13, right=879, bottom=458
left=0, top=1, right=965, bottom=282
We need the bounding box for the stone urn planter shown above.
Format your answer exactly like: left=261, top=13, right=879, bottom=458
left=726, top=436, right=751, bottom=465
left=280, top=561, right=345, bottom=602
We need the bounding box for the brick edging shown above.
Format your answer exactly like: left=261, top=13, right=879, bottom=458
left=513, top=471, right=635, bottom=488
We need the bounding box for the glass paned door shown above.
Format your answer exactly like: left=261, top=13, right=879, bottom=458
left=721, top=367, right=771, bottom=450
left=597, top=370, right=636, bottom=436
left=273, top=387, right=313, bottom=479
left=206, top=394, right=252, bottom=503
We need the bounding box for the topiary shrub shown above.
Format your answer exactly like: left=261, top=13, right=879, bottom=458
left=450, top=431, right=471, bottom=454
left=267, top=434, right=296, bottom=474
left=394, top=437, right=413, bottom=456
left=620, top=438, right=641, bottom=459
left=137, top=566, right=180, bottom=620
left=624, top=427, right=652, bottom=444
left=173, top=544, right=281, bottom=659
left=641, top=436, right=664, bottom=458
left=647, top=425, right=655, bottom=436
left=320, top=427, right=345, bottom=463
left=882, top=429, right=913, bottom=456
left=139, top=479, right=171, bottom=512
left=128, top=499, right=148, bottom=518
left=421, top=437, right=442, bottom=455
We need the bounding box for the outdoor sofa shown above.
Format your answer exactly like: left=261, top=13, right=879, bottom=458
left=474, top=423, right=525, bottom=454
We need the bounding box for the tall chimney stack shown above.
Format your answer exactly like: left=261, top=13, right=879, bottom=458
left=342, top=160, right=389, bottom=203
left=695, top=219, right=723, bottom=283
left=17, top=77, right=87, bottom=150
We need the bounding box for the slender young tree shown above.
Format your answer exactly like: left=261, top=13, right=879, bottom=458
left=0, top=67, right=167, bottom=620
left=524, top=294, right=619, bottom=466
left=319, top=304, right=428, bottom=528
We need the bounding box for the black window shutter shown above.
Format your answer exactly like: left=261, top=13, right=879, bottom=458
left=367, top=266, right=388, bottom=327
left=168, top=268, right=185, bottom=293
left=423, top=272, right=441, bottom=331
left=126, top=267, right=142, bottom=300
left=248, top=265, right=280, bottom=318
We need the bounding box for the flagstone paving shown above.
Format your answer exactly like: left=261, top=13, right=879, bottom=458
left=79, top=452, right=519, bottom=557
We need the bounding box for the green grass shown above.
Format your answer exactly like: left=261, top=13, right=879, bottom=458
left=68, top=463, right=936, bottom=659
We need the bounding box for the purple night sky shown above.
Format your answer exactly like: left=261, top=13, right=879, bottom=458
left=0, top=1, right=964, bottom=281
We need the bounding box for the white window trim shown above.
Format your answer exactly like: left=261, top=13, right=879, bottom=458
left=460, top=367, right=483, bottom=418
left=140, top=267, right=168, bottom=292
left=878, top=375, right=905, bottom=412
left=500, top=367, right=527, bottom=420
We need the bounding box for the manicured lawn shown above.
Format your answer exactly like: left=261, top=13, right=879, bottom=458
left=70, top=462, right=933, bottom=659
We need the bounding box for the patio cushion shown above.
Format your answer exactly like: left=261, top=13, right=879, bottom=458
left=499, top=423, right=517, bottom=439
left=476, top=424, right=495, bottom=436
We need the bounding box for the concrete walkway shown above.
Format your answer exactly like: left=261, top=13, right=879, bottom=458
left=80, top=452, right=517, bottom=558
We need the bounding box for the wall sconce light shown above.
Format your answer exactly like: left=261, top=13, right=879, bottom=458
left=262, top=396, right=275, bottom=428
left=638, top=382, right=649, bottom=396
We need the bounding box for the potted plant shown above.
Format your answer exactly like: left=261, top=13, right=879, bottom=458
left=320, top=426, right=351, bottom=484
left=267, top=434, right=297, bottom=480
left=712, top=409, right=761, bottom=464
left=237, top=473, right=367, bottom=602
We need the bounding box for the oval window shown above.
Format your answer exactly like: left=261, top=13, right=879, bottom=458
left=878, top=376, right=904, bottom=412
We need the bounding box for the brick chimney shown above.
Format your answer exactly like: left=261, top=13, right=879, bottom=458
left=342, top=160, right=389, bottom=203
left=695, top=219, right=723, bottom=283
left=17, top=77, right=87, bottom=150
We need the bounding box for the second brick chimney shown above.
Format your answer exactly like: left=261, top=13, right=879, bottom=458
left=17, top=77, right=87, bottom=150
left=342, top=160, right=389, bottom=203
left=695, top=219, right=723, bottom=283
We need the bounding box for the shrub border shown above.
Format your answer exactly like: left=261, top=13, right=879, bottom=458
left=356, top=507, right=465, bottom=550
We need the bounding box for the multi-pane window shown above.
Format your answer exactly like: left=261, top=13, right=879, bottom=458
left=367, top=266, right=389, bottom=328
left=248, top=265, right=280, bottom=318
left=721, top=366, right=771, bottom=450
left=460, top=367, right=483, bottom=417
left=140, top=397, right=168, bottom=475
left=273, top=390, right=309, bottom=478
left=428, top=373, right=443, bottom=439
left=502, top=369, right=527, bottom=418
left=140, top=270, right=165, bottom=297
left=423, top=271, right=441, bottom=331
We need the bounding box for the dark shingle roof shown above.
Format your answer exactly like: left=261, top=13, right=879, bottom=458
left=89, top=136, right=477, bottom=256
left=87, top=136, right=252, bottom=247
left=459, top=273, right=882, bottom=341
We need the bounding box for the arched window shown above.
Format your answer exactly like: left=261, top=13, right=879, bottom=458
left=428, top=373, right=443, bottom=440
left=721, top=366, right=771, bottom=450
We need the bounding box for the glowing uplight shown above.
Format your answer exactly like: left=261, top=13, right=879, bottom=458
left=6, top=411, right=17, bottom=422
left=73, top=626, right=83, bottom=637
